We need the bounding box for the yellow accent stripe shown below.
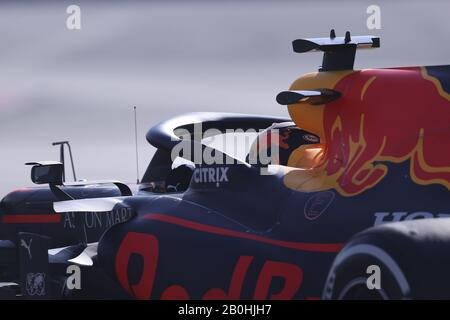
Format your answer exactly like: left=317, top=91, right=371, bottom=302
left=360, top=76, right=377, bottom=101
left=421, top=67, right=450, bottom=101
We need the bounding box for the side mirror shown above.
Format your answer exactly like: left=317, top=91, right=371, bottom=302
left=26, top=161, right=64, bottom=185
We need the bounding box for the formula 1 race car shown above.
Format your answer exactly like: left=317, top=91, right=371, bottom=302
left=1, top=30, right=449, bottom=299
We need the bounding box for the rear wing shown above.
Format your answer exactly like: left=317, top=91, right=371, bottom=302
left=292, top=29, right=380, bottom=71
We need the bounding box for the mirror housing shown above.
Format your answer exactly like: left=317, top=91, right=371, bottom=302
left=26, top=161, right=64, bottom=185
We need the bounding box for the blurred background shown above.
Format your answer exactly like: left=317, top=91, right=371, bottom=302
left=1, top=0, right=450, bottom=196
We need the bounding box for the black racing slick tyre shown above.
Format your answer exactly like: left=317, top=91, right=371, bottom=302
left=323, top=218, right=450, bottom=300
left=322, top=244, right=409, bottom=299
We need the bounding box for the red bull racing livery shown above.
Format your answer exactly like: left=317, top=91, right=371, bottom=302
left=0, top=30, right=449, bottom=299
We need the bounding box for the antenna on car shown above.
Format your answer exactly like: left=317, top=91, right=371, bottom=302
left=52, top=141, right=77, bottom=182
left=134, top=106, right=140, bottom=184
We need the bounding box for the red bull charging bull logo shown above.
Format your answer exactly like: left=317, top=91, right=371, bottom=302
left=284, top=66, right=450, bottom=196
